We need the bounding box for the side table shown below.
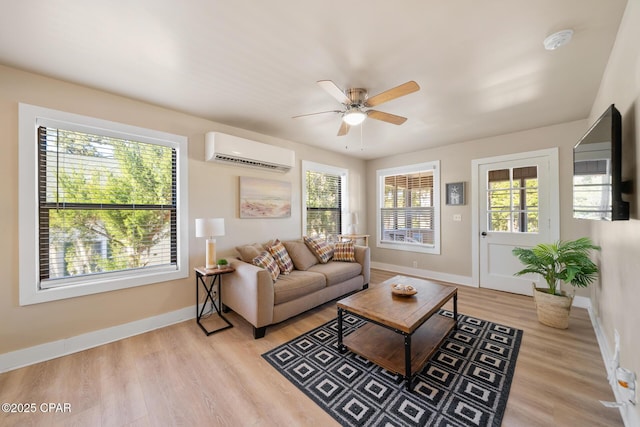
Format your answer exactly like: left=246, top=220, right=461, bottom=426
left=194, top=266, right=235, bottom=335
left=337, top=234, right=370, bottom=247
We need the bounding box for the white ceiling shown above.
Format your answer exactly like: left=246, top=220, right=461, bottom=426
left=0, top=1, right=628, bottom=159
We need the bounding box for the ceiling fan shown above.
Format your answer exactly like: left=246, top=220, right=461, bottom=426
left=293, top=80, right=420, bottom=136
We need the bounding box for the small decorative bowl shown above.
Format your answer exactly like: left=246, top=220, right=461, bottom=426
left=390, top=283, right=417, bottom=296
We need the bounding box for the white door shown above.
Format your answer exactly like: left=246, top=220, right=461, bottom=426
left=474, top=149, right=559, bottom=296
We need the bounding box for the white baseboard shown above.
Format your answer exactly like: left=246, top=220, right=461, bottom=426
left=0, top=304, right=201, bottom=373
left=2, top=274, right=628, bottom=427
left=588, top=307, right=638, bottom=427
left=572, top=295, right=591, bottom=309
left=372, top=262, right=593, bottom=310
left=371, top=262, right=474, bottom=287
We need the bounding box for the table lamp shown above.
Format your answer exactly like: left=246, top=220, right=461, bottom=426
left=195, top=218, right=225, bottom=269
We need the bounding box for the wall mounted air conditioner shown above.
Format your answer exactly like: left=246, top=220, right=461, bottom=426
left=205, top=132, right=295, bottom=173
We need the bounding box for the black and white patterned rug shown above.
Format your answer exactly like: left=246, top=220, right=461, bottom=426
left=262, top=310, right=522, bottom=427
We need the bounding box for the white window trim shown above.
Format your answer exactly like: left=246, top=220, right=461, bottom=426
left=18, top=103, right=189, bottom=305
left=376, top=161, right=441, bottom=254
left=301, top=160, right=348, bottom=236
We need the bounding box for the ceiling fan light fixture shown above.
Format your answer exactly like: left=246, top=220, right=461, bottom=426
left=343, top=110, right=366, bottom=126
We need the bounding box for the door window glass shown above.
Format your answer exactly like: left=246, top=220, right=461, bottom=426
left=487, top=166, right=538, bottom=232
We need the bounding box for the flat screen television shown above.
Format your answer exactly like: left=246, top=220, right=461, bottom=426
left=573, top=104, right=629, bottom=221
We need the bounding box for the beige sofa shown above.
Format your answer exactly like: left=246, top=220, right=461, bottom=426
left=221, top=239, right=370, bottom=338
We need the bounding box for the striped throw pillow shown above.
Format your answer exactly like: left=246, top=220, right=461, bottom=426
left=332, top=240, right=356, bottom=262
left=252, top=251, right=280, bottom=281
left=303, top=236, right=334, bottom=264
left=267, top=239, right=294, bottom=274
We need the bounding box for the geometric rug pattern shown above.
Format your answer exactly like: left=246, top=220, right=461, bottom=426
left=262, top=310, right=523, bottom=427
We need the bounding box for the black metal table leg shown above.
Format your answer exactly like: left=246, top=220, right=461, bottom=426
left=337, top=308, right=346, bottom=353
left=195, top=269, right=233, bottom=336
left=453, top=292, right=458, bottom=330
left=404, top=333, right=413, bottom=391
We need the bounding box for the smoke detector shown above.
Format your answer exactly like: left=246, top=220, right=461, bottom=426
left=543, top=29, right=573, bottom=50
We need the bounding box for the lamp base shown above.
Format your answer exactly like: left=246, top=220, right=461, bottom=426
left=205, top=238, right=217, bottom=269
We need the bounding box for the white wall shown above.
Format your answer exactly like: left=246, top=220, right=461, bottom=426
left=364, top=2, right=640, bottom=422
left=586, top=0, right=640, bottom=424
left=366, top=119, right=590, bottom=287
left=0, top=64, right=366, bottom=356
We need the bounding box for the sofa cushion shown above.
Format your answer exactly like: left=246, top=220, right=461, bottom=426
left=308, top=261, right=362, bottom=287
left=236, top=243, right=265, bottom=263
left=267, top=239, right=294, bottom=274
left=332, top=240, right=356, bottom=262
left=303, top=236, right=334, bottom=264
left=252, top=251, right=280, bottom=281
left=282, top=240, right=318, bottom=271
left=273, top=271, right=326, bottom=305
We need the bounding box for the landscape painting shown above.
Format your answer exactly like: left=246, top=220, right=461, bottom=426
left=240, top=176, right=291, bottom=218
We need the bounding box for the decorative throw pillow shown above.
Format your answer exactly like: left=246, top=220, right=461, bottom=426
left=303, top=236, right=334, bottom=264
left=282, top=240, right=318, bottom=271
left=236, top=243, right=265, bottom=263
left=332, top=240, right=356, bottom=262
left=267, top=239, right=294, bottom=274
left=252, top=251, right=280, bottom=281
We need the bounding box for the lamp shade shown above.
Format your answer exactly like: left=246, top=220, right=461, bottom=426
left=195, top=218, right=225, bottom=238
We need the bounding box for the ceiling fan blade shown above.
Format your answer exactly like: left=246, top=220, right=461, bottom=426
left=337, top=121, right=350, bottom=136
left=367, top=110, right=408, bottom=125
left=317, top=80, right=351, bottom=105
left=364, top=81, right=420, bottom=107
left=292, top=110, right=341, bottom=119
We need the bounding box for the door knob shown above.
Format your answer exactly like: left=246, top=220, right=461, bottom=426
left=481, top=231, right=487, bottom=237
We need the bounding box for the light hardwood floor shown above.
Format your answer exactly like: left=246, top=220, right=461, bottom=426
left=0, top=270, right=624, bottom=426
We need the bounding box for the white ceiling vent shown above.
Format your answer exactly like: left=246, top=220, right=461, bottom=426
left=205, top=132, right=295, bottom=173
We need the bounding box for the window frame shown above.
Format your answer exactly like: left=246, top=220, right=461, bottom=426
left=18, top=103, right=189, bottom=305
left=376, top=161, right=440, bottom=254
left=301, top=160, right=348, bottom=238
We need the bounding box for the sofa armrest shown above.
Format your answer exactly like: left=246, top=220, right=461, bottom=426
left=354, top=245, right=370, bottom=286
left=221, top=259, right=275, bottom=328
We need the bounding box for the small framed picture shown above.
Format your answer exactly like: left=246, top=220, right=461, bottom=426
left=446, top=182, right=465, bottom=206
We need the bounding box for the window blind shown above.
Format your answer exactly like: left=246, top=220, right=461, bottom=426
left=305, top=170, right=342, bottom=237
left=574, top=160, right=608, bottom=176
left=38, top=126, right=177, bottom=287
left=381, top=172, right=434, bottom=245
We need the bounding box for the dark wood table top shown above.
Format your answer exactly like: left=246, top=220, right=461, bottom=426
left=337, top=275, right=457, bottom=334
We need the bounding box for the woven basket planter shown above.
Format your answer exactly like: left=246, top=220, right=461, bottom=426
left=532, top=283, right=574, bottom=329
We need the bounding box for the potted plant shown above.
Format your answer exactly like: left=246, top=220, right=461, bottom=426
left=512, top=237, right=600, bottom=329
left=217, top=258, right=228, bottom=270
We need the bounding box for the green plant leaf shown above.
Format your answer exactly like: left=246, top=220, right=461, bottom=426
left=512, top=237, right=600, bottom=292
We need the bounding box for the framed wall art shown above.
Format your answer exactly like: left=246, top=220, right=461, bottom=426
left=240, top=176, right=291, bottom=218
left=446, top=182, right=465, bottom=206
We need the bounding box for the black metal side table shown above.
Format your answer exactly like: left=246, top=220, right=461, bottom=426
left=194, top=266, right=234, bottom=335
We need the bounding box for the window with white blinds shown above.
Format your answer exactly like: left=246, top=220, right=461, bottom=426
left=377, top=161, right=440, bottom=254
left=302, top=161, right=347, bottom=239
left=38, top=126, right=177, bottom=287
left=18, top=103, right=189, bottom=305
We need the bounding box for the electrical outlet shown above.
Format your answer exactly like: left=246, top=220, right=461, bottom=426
left=412, top=261, right=418, bottom=268
left=453, top=214, right=462, bottom=222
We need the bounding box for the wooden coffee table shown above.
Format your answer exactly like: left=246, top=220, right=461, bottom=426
left=337, top=275, right=457, bottom=391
